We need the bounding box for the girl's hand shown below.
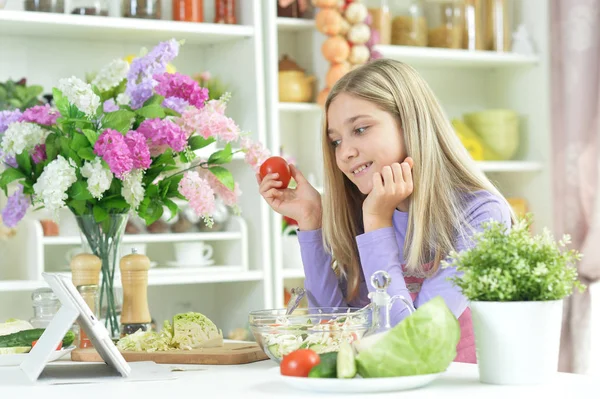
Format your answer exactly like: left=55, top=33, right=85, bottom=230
left=256, top=164, right=323, bottom=231
left=362, top=157, right=414, bottom=233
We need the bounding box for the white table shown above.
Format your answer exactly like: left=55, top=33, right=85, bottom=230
left=0, top=359, right=597, bottom=397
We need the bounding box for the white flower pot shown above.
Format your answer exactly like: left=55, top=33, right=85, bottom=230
left=470, top=300, right=563, bottom=385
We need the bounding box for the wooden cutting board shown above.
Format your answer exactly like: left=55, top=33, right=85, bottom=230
left=70, top=342, right=269, bottom=365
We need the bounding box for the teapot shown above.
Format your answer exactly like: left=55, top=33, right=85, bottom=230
left=278, top=55, right=316, bottom=103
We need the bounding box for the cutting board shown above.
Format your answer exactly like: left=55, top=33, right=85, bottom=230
left=70, top=342, right=269, bottom=365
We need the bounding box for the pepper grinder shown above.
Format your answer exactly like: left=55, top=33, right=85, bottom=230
left=119, top=248, right=152, bottom=337
left=70, top=253, right=101, bottom=287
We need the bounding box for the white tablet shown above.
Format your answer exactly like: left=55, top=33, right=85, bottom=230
left=18, top=272, right=131, bottom=382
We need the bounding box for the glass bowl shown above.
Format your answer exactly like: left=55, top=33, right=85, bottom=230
left=248, top=306, right=373, bottom=363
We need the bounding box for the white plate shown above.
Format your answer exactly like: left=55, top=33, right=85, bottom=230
left=166, top=260, right=215, bottom=268
left=0, top=345, right=76, bottom=367
left=273, top=367, right=443, bottom=393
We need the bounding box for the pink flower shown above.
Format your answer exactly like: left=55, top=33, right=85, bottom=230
left=19, top=104, right=59, bottom=126
left=179, top=101, right=241, bottom=143
left=154, top=72, right=209, bottom=109
left=205, top=170, right=241, bottom=207
left=178, top=171, right=216, bottom=218
left=136, top=118, right=187, bottom=156
left=94, top=129, right=133, bottom=179
left=31, top=144, right=47, bottom=164
left=240, top=137, right=270, bottom=173
left=125, top=130, right=151, bottom=170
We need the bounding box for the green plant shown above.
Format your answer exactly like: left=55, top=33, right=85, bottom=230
left=442, top=216, right=586, bottom=301
left=0, top=78, right=44, bottom=111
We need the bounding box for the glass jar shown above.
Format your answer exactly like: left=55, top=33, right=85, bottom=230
left=462, top=0, right=485, bottom=50
left=29, top=288, right=61, bottom=328
left=390, top=0, right=427, bottom=47
left=173, top=0, right=203, bottom=22
left=485, top=0, right=511, bottom=52
left=364, top=0, right=392, bottom=45
left=24, top=0, right=64, bottom=13
left=214, top=0, right=236, bottom=24
left=123, top=0, right=161, bottom=19
left=425, top=0, right=465, bottom=49
left=77, top=284, right=99, bottom=349
left=71, top=0, right=108, bottom=16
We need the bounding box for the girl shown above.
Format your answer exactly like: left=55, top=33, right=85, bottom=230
left=257, top=59, right=514, bottom=363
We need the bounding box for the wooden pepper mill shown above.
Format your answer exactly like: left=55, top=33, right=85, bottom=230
left=70, top=253, right=101, bottom=348
left=119, top=248, right=152, bottom=337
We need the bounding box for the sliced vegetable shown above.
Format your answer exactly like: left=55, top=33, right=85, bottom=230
left=336, top=342, right=356, bottom=379
left=0, top=328, right=75, bottom=348
left=308, top=351, right=338, bottom=378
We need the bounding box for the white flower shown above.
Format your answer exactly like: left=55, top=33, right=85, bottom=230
left=33, top=155, right=77, bottom=217
left=121, top=169, right=145, bottom=210
left=58, top=76, right=101, bottom=117
left=92, top=59, right=129, bottom=92
left=81, top=158, right=113, bottom=199
left=116, top=92, right=130, bottom=106
left=1, top=122, right=47, bottom=158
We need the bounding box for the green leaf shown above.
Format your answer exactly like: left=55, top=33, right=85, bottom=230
left=93, top=205, right=108, bottom=223
left=163, top=108, right=181, bottom=117
left=68, top=181, right=93, bottom=200
left=188, top=136, right=215, bottom=151
left=135, top=104, right=165, bottom=119
left=0, top=168, right=25, bottom=193
left=166, top=174, right=184, bottom=195
left=45, top=133, right=59, bottom=161
left=68, top=149, right=82, bottom=166
left=208, top=144, right=233, bottom=165
left=101, top=198, right=129, bottom=210
left=143, top=94, right=165, bottom=107
left=52, top=88, right=70, bottom=117
left=208, top=166, right=234, bottom=191
left=59, top=136, right=71, bottom=156
left=163, top=198, right=179, bottom=221
left=102, top=110, right=135, bottom=134
left=16, top=152, right=32, bottom=176
left=82, top=129, right=100, bottom=147
left=68, top=199, right=87, bottom=216
left=71, top=133, right=89, bottom=151
left=77, top=147, right=96, bottom=161
left=138, top=197, right=163, bottom=225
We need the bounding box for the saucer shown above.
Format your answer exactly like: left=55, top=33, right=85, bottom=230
left=166, top=259, right=215, bottom=268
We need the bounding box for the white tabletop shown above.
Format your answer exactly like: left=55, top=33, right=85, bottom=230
left=0, top=359, right=597, bottom=397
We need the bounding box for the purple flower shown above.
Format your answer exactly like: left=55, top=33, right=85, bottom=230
left=154, top=72, right=208, bottom=109
left=32, top=144, right=47, bottom=164
left=103, top=99, right=120, bottom=113
left=162, top=96, right=189, bottom=114
left=1, top=185, right=30, bottom=227
left=136, top=118, right=187, bottom=156
left=19, top=105, right=59, bottom=126
left=0, top=148, right=17, bottom=168
left=94, top=129, right=134, bottom=179
left=125, top=130, right=151, bottom=170
left=0, top=110, right=23, bottom=134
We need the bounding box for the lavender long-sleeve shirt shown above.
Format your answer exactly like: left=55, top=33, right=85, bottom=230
left=297, top=190, right=512, bottom=326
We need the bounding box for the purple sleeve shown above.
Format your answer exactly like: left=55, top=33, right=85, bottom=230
left=297, top=229, right=347, bottom=308
left=357, top=196, right=512, bottom=325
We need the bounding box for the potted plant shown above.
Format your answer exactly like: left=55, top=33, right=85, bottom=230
left=442, top=216, right=585, bottom=385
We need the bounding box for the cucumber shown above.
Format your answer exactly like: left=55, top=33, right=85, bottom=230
left=0, top=328, right=75, bottom=348
left=337, top=341, right=357, bottom=379
left=308, top=351, right=338, bottom=378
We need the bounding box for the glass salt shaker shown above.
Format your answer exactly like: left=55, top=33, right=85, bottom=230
left=366, top=270, right=415, bottom=335
left=30, top=288, right=61, bottom=328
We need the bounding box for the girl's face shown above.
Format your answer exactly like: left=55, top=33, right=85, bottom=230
left=327, top=93, right=406, bottom=195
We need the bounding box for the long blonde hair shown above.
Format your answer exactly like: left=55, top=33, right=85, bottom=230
left=321, top=59, right=514, bottom=302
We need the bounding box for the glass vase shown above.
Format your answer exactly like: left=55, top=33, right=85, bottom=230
left=75, top=213, right=128, bottom=339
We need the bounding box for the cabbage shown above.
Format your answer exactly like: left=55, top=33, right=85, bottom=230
left=171, top=312, right=223, bottom=350
left=0, top=319, right=34, bottom=337
left=116, top=322, right=173, bottom=352
left=355, top=296, right=460, bottom=377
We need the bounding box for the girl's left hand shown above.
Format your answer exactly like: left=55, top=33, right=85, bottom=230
left=362, top=157, right=414, bottom=232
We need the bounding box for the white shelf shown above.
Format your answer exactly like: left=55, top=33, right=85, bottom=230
left=43, top=231, right=242, bottom=246
left=0, top=10, right=254, bottom=45
left=477, top=161, right=543, bottom=173
left=282, top=268, right=305, bottom=279
left=375, top=45, right=539, bottom=68
left=276, top=17, right=315, bottom=32
left=195, top=147, right=246, bottom=161
left=278, top=102, right=322, bottom=113
left=0, top=268, right=263, bottom=292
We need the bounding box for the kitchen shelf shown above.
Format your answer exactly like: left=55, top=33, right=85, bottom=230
left=477, top=161, right=543, bottom=173
left=0, top=10, right=254, bottom=45
left=374, top=45, right=539, bottom=68
left=276, top=17, right=315, bottom=33
left=43, top=231, right=243, bottom=246
left=278, top=102, right=323, bottom=113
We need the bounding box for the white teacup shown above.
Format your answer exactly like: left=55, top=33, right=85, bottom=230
left=174, top=242, right=213, bottom=266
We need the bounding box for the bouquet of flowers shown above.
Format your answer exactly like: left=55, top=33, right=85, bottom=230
left=0, top=39, right=270, bottom=336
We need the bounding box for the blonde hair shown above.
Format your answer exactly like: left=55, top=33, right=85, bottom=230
left=321, top=58, right=514, bottom=302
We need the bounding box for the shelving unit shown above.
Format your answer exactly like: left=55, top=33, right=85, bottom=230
left=0, top=0, right=272, bottom=337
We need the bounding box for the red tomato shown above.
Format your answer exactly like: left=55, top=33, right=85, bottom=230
left=280, top=349, right=320, bottom=377
left=259, top=156, right=291, bottom=189
left=31, top=340, right=63, bottom=350
left=283, top=216, right=298, bottom=226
